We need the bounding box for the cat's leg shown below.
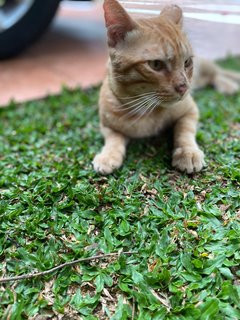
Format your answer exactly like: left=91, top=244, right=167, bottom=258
left=93, top=125, right=128, bottom=174
left=172, top=111, right=205, bottom=173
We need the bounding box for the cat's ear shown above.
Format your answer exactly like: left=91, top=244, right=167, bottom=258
left=160, top=5, right=183, bottom=27
left=103, top=0, right=137, bottom=47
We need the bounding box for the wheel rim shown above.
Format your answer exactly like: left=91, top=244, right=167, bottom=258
left=0, top=0, right=35, bottom=32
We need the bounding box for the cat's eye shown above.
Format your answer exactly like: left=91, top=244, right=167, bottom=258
left=185, top=57, right=193, bottom=68
left=148, top=60, right=165, bottom=72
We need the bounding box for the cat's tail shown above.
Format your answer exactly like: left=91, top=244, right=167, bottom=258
left=219, top=68, right=240, bottom=83
left=192, top=58, right=240, bottom=95
left=214, top=66, right=240, bottom=94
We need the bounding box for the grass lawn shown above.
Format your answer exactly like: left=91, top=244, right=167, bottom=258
left=0, top=57, right=240, bottom=319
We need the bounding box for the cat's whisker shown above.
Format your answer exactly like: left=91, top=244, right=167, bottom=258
left=113, top=100, right=147, bottom=115
left=143, top=96, right=165, bottom=117
left=116, top=93, right=163, bottom=121
left=145, top=97, right=161, bottom=115
left=130, top=95, right=158, bottom=117
left=114, top=93, right=158, bottom=111
left=153, top=96, right=166, bottom=107
left=140, top=99, right=156, bottom=117
left=120, top=91, right=158, bottom=100
left=130, top=94, right=159, bottom=113
left=110, top=75, right=125, bottom=80
left=128, top=98, right=158, bottom=126
left=122, top=98, right=151, bottom=118
left=147, top=98, right=161, bottom=117
left=119, top=96, right=153, bottom=121
left=131, top=95, right=161, bottom=116
left=114, top=94, right=155, bottom=110
left=118, top=96, right=151, bottom=109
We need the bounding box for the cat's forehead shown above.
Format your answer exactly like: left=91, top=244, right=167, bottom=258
left=136, top=18, right=192, bottom=60
left=142, top=38, right=191, bottom=61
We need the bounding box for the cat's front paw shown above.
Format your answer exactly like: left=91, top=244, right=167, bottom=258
left=172, top=147, right=205, bottom=174
left=93, top=151, right=124, bottom=175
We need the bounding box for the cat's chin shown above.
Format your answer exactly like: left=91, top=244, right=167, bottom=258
left=176, top=91, right=190, bottom=102
left=160, top=101, right=178, bottom=108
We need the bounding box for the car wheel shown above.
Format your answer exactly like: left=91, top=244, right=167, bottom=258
left=0, top=0, right=60, bottom=59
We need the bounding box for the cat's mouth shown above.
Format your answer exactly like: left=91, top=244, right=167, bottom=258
left=159, top=89, right=189, bottom=104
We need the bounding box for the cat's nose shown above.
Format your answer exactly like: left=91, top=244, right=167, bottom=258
left=175, top=83, right=187, bottom=95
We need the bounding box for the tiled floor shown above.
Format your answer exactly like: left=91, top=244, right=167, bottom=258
left=0, top=0, right=240, bottom=107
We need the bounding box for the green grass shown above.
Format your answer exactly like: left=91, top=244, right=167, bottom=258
left=0, top=58, right=240, bottom=319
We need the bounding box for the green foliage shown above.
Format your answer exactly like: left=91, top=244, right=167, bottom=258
left=0, top=58, right=240, bottom=319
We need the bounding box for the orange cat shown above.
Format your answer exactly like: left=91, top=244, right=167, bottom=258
left=93, top=0, right=208, bottom=174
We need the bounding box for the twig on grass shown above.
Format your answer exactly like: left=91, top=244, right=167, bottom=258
left=0, top=251, right=134, bottom=284
left=131, top=296, right=136, bottom=320
left=150, top=289, right=171, bottom=311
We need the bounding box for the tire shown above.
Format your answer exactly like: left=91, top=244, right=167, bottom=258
left=0, top=0, right=60, bottom=59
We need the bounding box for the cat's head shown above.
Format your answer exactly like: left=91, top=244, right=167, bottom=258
left=103, top=0, right=193, bottom=105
